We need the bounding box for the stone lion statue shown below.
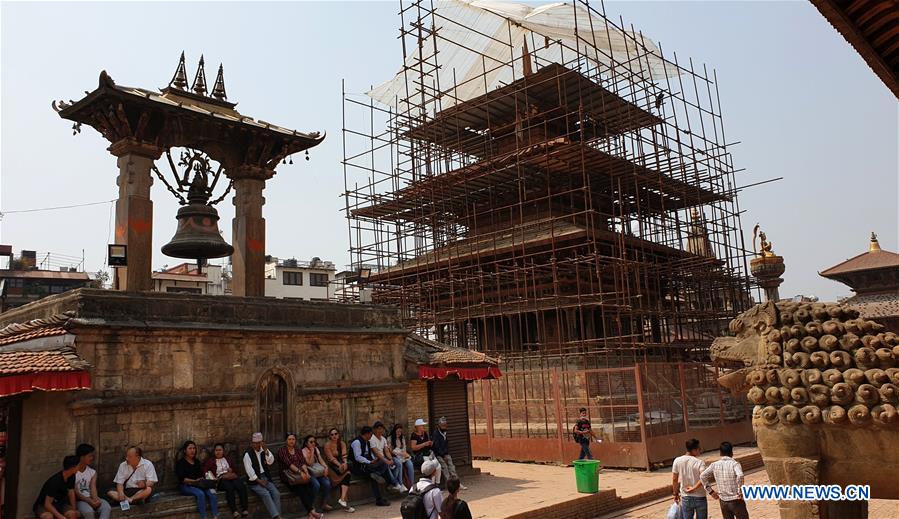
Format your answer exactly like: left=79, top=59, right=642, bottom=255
left=711, top=300, right=899, bottom=519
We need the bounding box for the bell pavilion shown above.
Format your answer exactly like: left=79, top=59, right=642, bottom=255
left=0, top=55, right=499, bottom=518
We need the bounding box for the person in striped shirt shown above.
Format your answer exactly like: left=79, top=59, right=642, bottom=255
left=694, top=442, right=748, bottom=519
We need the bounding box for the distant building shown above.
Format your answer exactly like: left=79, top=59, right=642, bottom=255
left=152, top=263, right=224, bottom=295
left=0, top=248, right=92, bottom=312
left=820, top=233, right=899, bottom=330
left=264, top=256, right=336, bottom=301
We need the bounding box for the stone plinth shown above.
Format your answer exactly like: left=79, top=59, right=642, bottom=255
left=750, top=254, right=785, bottom=302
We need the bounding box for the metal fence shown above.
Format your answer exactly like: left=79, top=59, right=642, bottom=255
left=468, top=362, right=751, bottom=468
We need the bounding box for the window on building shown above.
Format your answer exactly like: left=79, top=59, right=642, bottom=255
left=283, top=271, right=303, bottom=286
left=258, top=372, right=288, bottom=441
left=309, top=273, right=329, bottom=287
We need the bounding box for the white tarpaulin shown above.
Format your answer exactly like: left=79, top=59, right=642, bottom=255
left=368, top=0, right=677, bottom=112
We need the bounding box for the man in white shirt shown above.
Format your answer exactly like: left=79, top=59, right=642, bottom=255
left=105, top=446, right=157, bottom=505
left=242, top=432, right=281, bottom=519
left=409, top=458, right=443, bottom=519
left=370, top=421, right=405, bottom=491
left=75, top=444, right=111, bottom=519
left=672, top=438, right=707, bottom=519
left=698, top=442, right=748, bottom=519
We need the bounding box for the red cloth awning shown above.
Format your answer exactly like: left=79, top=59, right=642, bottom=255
left=418, top=365, right=502, bottom=381
left=0, top=371, right=91, bottom=397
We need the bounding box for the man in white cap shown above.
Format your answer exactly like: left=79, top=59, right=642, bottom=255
left=242, top=433, right=281, bottom=519
left=433, top=417, right=466, bottom=489
left=408, top=458, right=443, bottom=519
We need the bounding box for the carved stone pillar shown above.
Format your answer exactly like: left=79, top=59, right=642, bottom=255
left=109, top=138, right=162, bottom=292
left=230, top=166, right=273, bottom=297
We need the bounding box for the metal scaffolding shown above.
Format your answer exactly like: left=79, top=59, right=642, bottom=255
left=342, top=0, right=756, bottom=465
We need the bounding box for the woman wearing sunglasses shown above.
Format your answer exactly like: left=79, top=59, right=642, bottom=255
left=323, top=428, right=355, bottom=512
left=301, top=435, right=333, bottom=515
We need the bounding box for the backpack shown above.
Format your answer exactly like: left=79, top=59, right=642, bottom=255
left=400, top=483, right=440, bottom=519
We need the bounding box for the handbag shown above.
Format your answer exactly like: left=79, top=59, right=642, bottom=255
left=192, top=479, right=217, bottom=490
left=309, top=463, right=326, bottom=478
left=283, top=468, right=311, bottom=486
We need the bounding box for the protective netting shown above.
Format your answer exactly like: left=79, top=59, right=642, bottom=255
left=368, top=0, right=678, bottom=113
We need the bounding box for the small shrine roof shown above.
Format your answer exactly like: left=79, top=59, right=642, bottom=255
left=404, top=333, right=499, bottom=367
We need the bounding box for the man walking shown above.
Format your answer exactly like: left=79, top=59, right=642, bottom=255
left=572, top=408, right=599, bottom=460
left=698, top=442, right=748, bottom=519
left=242, top=432, right=281, bottom=519
left=672, top=438, right=707, bottom=519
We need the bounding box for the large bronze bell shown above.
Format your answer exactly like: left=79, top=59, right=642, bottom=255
left=161, top=164, right=234, bottom=261
left=161, top=203, right=233, bottom=260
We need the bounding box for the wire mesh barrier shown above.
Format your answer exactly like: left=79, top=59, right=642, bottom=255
left=467, top=362, right=752, bottom=467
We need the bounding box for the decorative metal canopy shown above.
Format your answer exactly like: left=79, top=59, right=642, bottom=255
left=52, top=53, right=324, bottom=170
left=52, top=53, right=324, bottom=295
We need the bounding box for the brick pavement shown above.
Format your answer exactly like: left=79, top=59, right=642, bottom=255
left=328, top=447, right=762, bottom=518
left=606, top=469, right=898, bottom=519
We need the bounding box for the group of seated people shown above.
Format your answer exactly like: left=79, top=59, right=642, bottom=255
left=34, top=417, right=469, bottom=519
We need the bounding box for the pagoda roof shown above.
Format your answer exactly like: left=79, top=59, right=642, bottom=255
left=810, top=0, right=899, bottom=98
left=368, top=218, right=713, bottom=282
left=820, top=243, right=899, bottom=278
left=405, top=63, right=663, bottom=157
left=54, top=70, right=323, bottom=168
left=351, top=138, right=726, bottom=222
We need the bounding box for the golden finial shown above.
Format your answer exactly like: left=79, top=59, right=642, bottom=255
left=870, top=232, right=881, bottom=252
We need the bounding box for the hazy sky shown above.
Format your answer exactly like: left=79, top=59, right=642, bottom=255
left=1, top=1, right=896, bottom=301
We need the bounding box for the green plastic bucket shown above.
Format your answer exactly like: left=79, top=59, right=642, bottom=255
left=573, top=459, right=601, bottom=493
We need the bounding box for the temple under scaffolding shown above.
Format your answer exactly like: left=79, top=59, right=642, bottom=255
left=342, top=0, right=756, bottom=467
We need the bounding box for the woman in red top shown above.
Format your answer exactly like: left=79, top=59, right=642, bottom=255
left=276, top=433, right=319, bottom=519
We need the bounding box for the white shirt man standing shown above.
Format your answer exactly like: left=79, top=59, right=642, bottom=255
left=672, top=438, right=708, bottom=519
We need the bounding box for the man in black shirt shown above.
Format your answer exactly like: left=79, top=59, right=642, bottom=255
left=433, top=416, right=466, bottom=489
left=409, top=418, right=433, bottom=469
left=573, top=407, right=599, bottom=460
left=34, top=455, right=80, bottom=519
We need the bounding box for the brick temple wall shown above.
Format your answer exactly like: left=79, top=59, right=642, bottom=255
left=9, top=290, right=416, bottom=518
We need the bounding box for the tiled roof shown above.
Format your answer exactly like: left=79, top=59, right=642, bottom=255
left=820, top=249, right=899, bottom=277
left=0, top=348, right=86, bottom=374
left=404, top=333, right=499, bottom=366
left=0, top=311, right=88, bottom=376
left=843, top=293, right=899, bottom=319
left=0, top=312, right=73, bottom=346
